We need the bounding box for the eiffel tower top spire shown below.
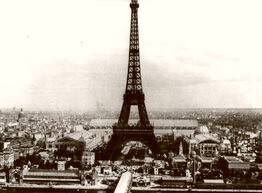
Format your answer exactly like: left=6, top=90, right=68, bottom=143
left=126, top=0, right=142, bottom=93
left=130, top=0, right=139, bottom=9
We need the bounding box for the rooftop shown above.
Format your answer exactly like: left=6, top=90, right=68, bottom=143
left=228, top=163, right=250, bottom=170
left=194, top=125, right=210, bottom=135
left=194, top=134, right=220, bottom=144
left=173, top=129, right=195, bottom=137
left=199, top=156, right=216, bottom=163
left=89, top=119, right=198, bottom=128
left=24, top=169, right=79, bottom=177
left=172, top=155, right=186, bottom=162
left=224, top=156, right=243, bottom=163
left=63, top=127, right=94, bottom=142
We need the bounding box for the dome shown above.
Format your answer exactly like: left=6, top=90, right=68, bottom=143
left=220, top=143, right=226, bottom=149
left=222, top=138, right=231, bottom=145
left=194, top=125, right=210, bottom=135
left=191, top=151, right=196, bottom=157
left=18, top=108, right=25, bottom=119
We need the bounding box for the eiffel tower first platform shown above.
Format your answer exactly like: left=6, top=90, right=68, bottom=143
left=102, top=0, right=159, bottom=160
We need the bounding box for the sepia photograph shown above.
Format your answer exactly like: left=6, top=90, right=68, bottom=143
left=1, top=0, right=262, bottom=192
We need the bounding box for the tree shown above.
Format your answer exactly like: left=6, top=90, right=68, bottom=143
left=3, top=166, right=10, bottom=183
left=217, top=157, right=228, bottom=179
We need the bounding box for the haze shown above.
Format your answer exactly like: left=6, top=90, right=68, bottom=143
left=1, top=0, right=262, bottom=112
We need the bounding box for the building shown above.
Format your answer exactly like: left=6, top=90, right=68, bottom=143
left=183, top=125, right=220, bottom=157
left=96, top=161, right=113, bottom=175
left=82, top=151, right=95, bottom=166
left=22, top=168, right=80, bottom=185
left=88, top=119, right=198, bottom=135
left=171, top=119, right=199, bottom=138
left=45, top=137, right=56, bottom=152
left=217, top=156, right=250, bottom=182
left=0, top=142, right=14, bottom=168
left=0, top=172, right=6, bottom=185
left=50, top=136, right=86, bottom=161
left=54, top=126, right=103, bottom=152
left=55, top=136, right=85, bottom=152
left=219, top=137, right=232, bottom=155
left=88, top=118, right=198, bottom=153
left=2, top=137, right=34, bottom=160
left=33, top=132, right=43, bottom=142
left=57, top=160, right=66, bottom=171
left=171, top=142, right=187, bottom=174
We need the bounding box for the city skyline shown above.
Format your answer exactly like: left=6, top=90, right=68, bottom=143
left=1, top=0, right=262, bottom=112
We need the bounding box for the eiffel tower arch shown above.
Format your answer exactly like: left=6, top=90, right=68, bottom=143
left=102, top=0, right=159, bottom=160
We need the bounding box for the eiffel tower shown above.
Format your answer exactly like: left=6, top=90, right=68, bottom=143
left=102, top=0, right=159, bottom=160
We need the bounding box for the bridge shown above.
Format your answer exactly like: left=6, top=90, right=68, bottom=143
left=113, top=172, right=262, bottom=193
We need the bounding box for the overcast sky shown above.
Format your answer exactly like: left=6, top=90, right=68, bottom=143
left=0, top=0, right=262, bottom=112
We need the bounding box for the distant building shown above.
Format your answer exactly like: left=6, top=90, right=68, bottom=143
left=22, top=169, right=80, bottom=185
left=45, top=137, right=57, bottom=152
left=183, top=125, right=220, bottom=157
left=256, top=131, right=262, bottom=163
left=88, top=118, right=198, bottom=152
left=33, top=132, right=43, bottom=142
left=17, top=108, right=27, bottom=123
left=13, top=145, right=34, bottom=160
left=53, top=136, right=86, bottom=160
left=219, top=137, right=232, bottom=155
left=0, top=172, right=6, bottom=185
left=82, top=151, right=95, bottom=166
left=5, top=137, right=32, bottom=150
left=0, top=148, right=14, bottom=168
left=88, top=119, right=198, bottom=135
left=171, top=119, right=199, bottom=138
left=0, top=142, right=14, bottom=168
left=171, top=142, right=187, bottom=172
left=96, top=161, right=113, bottom=175
left=217, top=156, right=250, bottom=182
left=57, top=160, right=66, bottom=171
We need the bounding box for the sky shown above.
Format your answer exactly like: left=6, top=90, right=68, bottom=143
left=0, top=0, right=262, bottom=112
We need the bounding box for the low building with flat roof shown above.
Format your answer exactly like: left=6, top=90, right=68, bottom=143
left=217, top=156, right=250, bottom=182
left=88, top=118, right=198, bottom=131
left=22, top=169, right=80, bottom=185
left=88, top=118, right=198, bottom=148
left=224, top=156, right=250, bottom=170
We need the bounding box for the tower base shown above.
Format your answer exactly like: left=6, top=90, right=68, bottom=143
left=101, top=125, right=159, bottom=160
